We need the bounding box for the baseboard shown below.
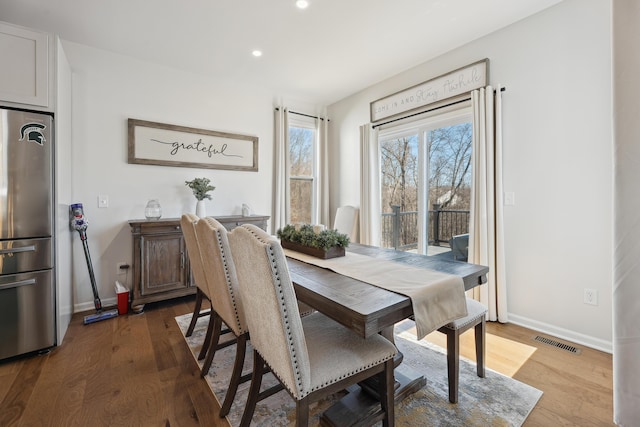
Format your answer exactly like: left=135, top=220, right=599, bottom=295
left=74, top=296, right=117, bottom=314
left=508, top=313, right=612, bottom=354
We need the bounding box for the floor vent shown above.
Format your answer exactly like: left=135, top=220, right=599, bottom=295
left=533, top=335, right=582, bottom=355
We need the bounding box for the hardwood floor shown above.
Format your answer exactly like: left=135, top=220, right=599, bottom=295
left=0, top=297, right=614, bottom=426
left=0, top=297, right=226, bottom=427
left=399, top=319, right=615, bottom=426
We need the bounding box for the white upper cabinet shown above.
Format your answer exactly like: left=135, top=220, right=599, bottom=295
left=0, top=21, right=49, bottom=108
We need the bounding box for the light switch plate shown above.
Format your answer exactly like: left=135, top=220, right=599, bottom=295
left=504, top=191, right=515, bottom=206
left=98, top=195, right=109, bottom=208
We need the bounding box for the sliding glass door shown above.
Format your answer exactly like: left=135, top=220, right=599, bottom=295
left=378, top=108, right=472, bottom=255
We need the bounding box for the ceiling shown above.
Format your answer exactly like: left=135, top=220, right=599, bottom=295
left=0, top=0, right=562, bottom=106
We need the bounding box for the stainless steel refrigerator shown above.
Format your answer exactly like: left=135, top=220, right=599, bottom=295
left=0, top=107, right=56, bottom=361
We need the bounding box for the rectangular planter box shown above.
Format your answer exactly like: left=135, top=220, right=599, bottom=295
left=280, top=239, right=345, bottom=259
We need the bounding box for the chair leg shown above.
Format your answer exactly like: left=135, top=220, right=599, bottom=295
left=295, top=397, right=310, bottom=427
left=186, top=287, right=204, bottom=337
left=475, top=319, right=486, bottom=378
left=219, top=333, right=248, bottom=417
left=201, top=313, right=223, bottom=377
left=198, top=304, right=215, bottom=360
left=240, top=350, right=266, bottom=427
left=381, top=358, right=395, bottom=427
left=446, top=329, right=460, bottom=404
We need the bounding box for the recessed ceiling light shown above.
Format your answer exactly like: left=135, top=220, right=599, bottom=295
left=296, top=0, right=309, bottom=9
left=252, top=50, right=263, bottom=57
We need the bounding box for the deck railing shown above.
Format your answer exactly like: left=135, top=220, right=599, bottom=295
left=381, top=204, right=470, bottom=250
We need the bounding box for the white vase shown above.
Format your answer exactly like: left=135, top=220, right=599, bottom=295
left=195, top=200, right=206, bottom=218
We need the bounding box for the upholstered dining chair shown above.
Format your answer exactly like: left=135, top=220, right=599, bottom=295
left=195, top=217, right=251, bottom=417
left=229, top=224, right=397, bottom=427
left=193, top=217, right=317, bottom=417
left=437, top=297, right=488, bottom=403
left=180, top=214, right=221, bottom=361
left=333, top=205, right=359, bottom=242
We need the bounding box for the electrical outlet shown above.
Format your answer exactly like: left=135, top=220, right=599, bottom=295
left=116, top=262, right=129, bottom=275
left=584, top=288, right=598, bottom=306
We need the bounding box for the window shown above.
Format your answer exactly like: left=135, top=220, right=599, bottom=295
left=378, top=107, right=472, bottom=255
left=288, top=115, right=317, bottom=224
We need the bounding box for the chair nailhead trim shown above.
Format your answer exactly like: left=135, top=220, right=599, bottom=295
left=244, top=224, right=304, bottom=394
left=266, top=244, right=304, bottom=391
left=214, top=229, right=243, bottom=330
left=306, top=352, right=396, bottom=394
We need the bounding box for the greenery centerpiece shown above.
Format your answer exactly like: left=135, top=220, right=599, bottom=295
left=185, top=177, right=215, bottom=217
left=277, top=223, right=349, bottom=259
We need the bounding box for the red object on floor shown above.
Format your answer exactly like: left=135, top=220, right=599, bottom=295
left=117, top=291, right=129, bottom=315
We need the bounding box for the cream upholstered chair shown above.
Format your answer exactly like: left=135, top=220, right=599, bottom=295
left=333, top=205, right=359, bottom=242
left=228, top=224, right=397, bottom=427
left=437, top=297, right=487, bottom=403
left=193, top=217, right=316, bottom=416
left=195, top=217, right=251, bottom=417
left=180, top=214, right=221, bottom=362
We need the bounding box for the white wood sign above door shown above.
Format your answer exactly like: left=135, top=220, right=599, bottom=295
left=370, top=59, right=488, bottom=123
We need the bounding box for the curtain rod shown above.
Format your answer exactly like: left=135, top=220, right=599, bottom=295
left=275, top=108, right=328, bottom=121
left=372, top=86, right=506, bottom=129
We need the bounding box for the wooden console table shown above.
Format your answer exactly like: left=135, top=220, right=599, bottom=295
left=128, top=215, right=269, bottom=310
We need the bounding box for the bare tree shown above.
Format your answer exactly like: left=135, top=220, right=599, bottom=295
left=289, top=126, right=314, bottom=223
left=379, top=123, right=472, bottom=249
left=428, top=123, right=472, bottom=209
left=380, top=136, right=418, bottom=213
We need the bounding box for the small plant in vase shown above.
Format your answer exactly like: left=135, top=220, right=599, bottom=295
left=185, top=177, right=215, bottom=217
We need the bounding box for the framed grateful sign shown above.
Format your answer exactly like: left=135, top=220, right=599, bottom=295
left=127, top=119, right=258, bottom=171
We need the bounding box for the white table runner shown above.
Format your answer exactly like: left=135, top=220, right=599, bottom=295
left=284, top=249, right=467, bottom=339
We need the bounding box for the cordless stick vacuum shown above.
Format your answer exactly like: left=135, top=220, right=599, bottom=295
left=71, top=203, right=119, bottom=325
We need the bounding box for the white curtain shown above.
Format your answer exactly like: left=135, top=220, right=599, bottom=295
left=613, top=2, right=640, bottom=423
left=359, top=124, right=381, bottom=245
left=316, top=115, right=330, bottom=227
left=468, top=86, right=508, bottom=322
left=273, top=107, right=290, bottom=233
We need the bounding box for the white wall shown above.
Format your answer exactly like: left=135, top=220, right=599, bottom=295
left=61, top=41, right=281, bottom=310
left=328, top=0, right=613, bottom=351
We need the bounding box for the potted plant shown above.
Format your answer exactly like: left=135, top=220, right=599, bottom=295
left=185, top=177, right=215, bottom=217
left=277, top=224, right=349, bottom=259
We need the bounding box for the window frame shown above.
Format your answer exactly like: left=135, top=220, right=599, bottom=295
left=287, top=114, right=318, bottom=224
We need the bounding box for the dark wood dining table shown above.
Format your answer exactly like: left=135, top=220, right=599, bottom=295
left=286, top=243, right=489, bottom=426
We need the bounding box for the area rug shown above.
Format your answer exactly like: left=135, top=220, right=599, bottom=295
left=175, top=314, right=542, bottom=426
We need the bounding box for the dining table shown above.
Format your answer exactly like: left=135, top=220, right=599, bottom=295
left=285, top=243, right=489, bottom=427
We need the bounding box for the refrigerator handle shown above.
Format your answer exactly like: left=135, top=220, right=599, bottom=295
left=0, top=278, right=36, bottom=290
left=0, top=245, right=37, bottom=255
